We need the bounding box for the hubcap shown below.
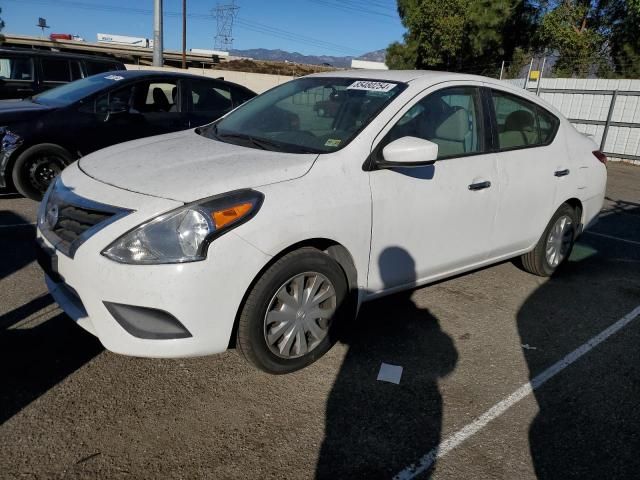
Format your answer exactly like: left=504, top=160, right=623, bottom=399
left=28, top=156, right=65, bottom=194
left=264, top=272, right=337, bottom=359
left=546, top=215, right=574, bottom=268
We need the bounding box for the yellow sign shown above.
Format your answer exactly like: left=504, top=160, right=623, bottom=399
left=530, top=70, right=540, bottom=81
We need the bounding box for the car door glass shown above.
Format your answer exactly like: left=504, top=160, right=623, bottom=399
left=0, top=57, right=34, bottom=81
left=143, top=82, right=178, bottom=112
left=191, top=80, right=233, bottom=115
left=89, top=84, right=135, bottom=115
left=492, top=90, right=544, bottom=149
left=537, top=107, right=558, bottom=144
left=385, top=86, right=484, bottom=159
left=42, top=58, right=71, bottom=82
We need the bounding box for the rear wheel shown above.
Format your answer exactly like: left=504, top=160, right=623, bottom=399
left=521, top=203, right=578, bottom=277
left=236, top=247, right=348, bottom=374
left=12, top=144, right=73, bottom=201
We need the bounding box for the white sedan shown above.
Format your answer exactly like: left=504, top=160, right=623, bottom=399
left=36, top=70, right=607, bottom=373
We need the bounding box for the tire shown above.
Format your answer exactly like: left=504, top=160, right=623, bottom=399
left=236, top=247, right=349, bottom=374
left=12, top=144, right=73, bottom=201
left=521, top=203, right=579, bottom=277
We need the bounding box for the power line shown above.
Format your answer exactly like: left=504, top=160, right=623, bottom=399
left=3, top=0, right=362, bottom=55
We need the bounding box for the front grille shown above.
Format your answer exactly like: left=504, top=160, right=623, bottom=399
left=53, top=205, right=115, bottom=244
left=39, top=180, right=131, bottom=258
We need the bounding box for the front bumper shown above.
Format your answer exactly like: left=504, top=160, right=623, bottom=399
left=0, top=129, right=24, bottom=189
left=38, top=165, right=272, bottom=358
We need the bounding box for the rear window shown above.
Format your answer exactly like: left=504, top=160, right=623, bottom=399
left=0, top=56, right=34, bottom=81
left=86, top=61, right=120, bottom=76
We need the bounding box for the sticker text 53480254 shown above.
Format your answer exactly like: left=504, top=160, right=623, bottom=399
left=347, top=81, right=397, bottom=93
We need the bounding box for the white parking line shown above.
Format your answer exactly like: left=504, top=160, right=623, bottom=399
left=394, top=304, right=640, bottom=480
left=585, top=231, right=640, bottom=247
left=0, top=222, right=36, bottom=229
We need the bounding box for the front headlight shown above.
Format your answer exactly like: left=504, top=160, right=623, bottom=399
left=102, top=189, right=264, bottom=265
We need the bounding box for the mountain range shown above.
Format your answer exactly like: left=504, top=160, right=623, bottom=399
left=229, top=48, right=387, bottom=68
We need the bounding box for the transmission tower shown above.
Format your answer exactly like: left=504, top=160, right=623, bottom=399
left=214, top=1, right=239, bottom=52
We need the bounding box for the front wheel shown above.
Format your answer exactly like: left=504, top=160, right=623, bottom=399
left=521, top=203, right=579, bottom=277
left=12, top=144, right=73, bottom=201
left=236, top=247, right=349, bottom=374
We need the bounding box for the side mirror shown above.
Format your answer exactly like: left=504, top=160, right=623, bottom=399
left=378, top=137, right=439, bottom=168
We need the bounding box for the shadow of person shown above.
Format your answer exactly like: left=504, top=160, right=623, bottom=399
left=0, top=211, right=37, bottom=280
left=518, top=203, right=640, bottom=479
left=317, top=247, right=458, bottom=479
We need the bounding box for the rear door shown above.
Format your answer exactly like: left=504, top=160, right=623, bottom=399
left=486, top=87, right=564, bottom=257
left=39, top=57, right=84, bottom=92
left=0, top=53, right=36, bottom=99
left=133, top=78, right=188, bottom=134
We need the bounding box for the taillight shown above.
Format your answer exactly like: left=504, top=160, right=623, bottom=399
left=593, top=150, right=608, bottom=166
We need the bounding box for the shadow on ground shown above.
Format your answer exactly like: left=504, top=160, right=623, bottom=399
left=0, top=211, right=36, bottom=280
left=317, top=247, right=457, bottom=478
left=0, top=211, right=103, bottom=424
left=518, top=201, right=640, bottom=479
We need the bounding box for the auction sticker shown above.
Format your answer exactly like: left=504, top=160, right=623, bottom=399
left=325, top=139, right=342, bottom=147
left=104, top=75, right=124, bottom=81
left=347, top=80, right=397, bottom=92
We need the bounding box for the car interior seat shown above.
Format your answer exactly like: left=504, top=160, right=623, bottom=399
left=500, top=110, right=539, bottom=148
left=152, top=87, right=170, bottom=112
left=430, top=108, right=472, bottom=157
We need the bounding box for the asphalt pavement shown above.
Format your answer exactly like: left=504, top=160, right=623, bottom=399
left=1, top=162, right=639, bottom=479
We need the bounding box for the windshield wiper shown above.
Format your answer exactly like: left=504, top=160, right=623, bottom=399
left=217, top=132, right=273, bottom=151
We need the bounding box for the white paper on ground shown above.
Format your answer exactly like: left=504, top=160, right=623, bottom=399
left=377, top=363, right=403, bottom=385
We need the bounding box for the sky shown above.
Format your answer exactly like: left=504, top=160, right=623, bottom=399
left=1, top=0, right=405, bottom=57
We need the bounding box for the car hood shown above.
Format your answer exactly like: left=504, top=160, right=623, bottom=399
left=78, top=129, right=319, bottom=203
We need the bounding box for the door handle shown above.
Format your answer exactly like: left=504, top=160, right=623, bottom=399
left=554, top=169, right=570, bottom=177
left=468, top=180, right=492, bottom=191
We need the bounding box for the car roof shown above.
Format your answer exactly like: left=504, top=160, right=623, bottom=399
left=0, top=46, right=123, bottom=63
left=307, top=69, right=526, bottom=88
left=95, top=69, right=255, bottom=91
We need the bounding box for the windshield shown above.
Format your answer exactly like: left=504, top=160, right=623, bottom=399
left=32, top=73, right=127, bottom=106
left=200, top=77, right=406, bottom=154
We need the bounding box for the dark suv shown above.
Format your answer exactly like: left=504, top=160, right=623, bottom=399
left=0, top=47, right=124, bottom=100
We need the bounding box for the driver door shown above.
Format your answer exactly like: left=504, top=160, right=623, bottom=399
left=367, top=84, right=499, bottom=294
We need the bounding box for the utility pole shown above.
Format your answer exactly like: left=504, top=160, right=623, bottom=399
left=153, top=0, right=164, bottom=67
left=182, top=0, right=187, bottom=69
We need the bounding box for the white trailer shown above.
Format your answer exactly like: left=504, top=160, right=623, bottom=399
left=97, top=33, right=154, bottom=48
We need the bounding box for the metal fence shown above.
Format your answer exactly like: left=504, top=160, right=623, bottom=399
left=503, top=78, right=640, bottom=162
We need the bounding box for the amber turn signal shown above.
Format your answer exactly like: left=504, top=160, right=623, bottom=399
left=212, top=203, right=253, bottom=229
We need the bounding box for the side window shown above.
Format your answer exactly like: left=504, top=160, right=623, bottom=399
left=191, top=80, right=233, bottom=114
left=41, top=58, right=71, bottom=82
left=231, top=87, right=254, bottom=107
left=70, top=60, right=83, bottom=81
left=90, top=84, right=135, bottom=115
left=86, top=61, right=118, bottom=76
left=142, top=81, right=179, bottom=113
left=491, top=90, right=557, bottom=150
left=385, top=86, right=485, bottom=159
left=0, top=56, right=34, bottom=81
left=537, top=107, right=558, bottom=144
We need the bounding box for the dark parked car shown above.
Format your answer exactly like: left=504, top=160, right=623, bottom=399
left=0, top=47, right=125, bottom=100
left=0, top=70, right=256, bottom=199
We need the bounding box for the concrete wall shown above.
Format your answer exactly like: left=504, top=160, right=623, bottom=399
left=125, top=64, right=294, bottom=94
